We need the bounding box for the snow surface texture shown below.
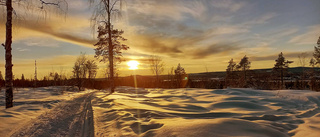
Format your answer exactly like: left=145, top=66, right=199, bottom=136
left=93, top=87, right=320, bottom=137
left=1, top=86, right=320, bottom=137
left=0, top=87, right=93, bottom=136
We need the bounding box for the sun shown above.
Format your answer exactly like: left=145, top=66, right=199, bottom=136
left=127, top=60, right=139, bottom=70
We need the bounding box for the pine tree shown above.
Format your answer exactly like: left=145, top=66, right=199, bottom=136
left=174, top=63, right=186, bottom=88
left=1, top=0, right=67, bottom=108
left=91, top=0, right=126, bottom=94
left=226, top=58, right=236, bottom=87
left=273, top=52, right=293, bottom=89
left=236, top=55, right=251, bottom=86
left=313, top=36, right=320, bottom=64
left=94, top=24, right=128, bottom=93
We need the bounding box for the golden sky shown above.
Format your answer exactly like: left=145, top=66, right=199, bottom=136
left=0, top=0, right=320, bottom=79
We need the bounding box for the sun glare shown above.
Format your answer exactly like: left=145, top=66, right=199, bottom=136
left=127, top=60, right=139, bottom=70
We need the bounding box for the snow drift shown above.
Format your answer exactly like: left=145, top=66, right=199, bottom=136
left=1, top=86, right=320, bottom=136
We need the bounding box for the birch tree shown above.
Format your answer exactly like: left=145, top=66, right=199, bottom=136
left=1, top=0, right=67, bottom=108
left=149, top=55, right=164, bottom=87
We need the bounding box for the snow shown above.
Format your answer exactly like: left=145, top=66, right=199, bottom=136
left=1, top=86, right=320, bottom=136
left=0, top=86, right=93, bottom=136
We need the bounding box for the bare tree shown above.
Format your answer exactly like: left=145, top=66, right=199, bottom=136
left=90, top=0, right=127, bottom=94
left=309, top=58, right=317, bottom=90
left=73, top=53, right=88, bottom=91
left=1, top=0, right=67, bottom=108
left=149, top=55, right=164, bottom=87
left=298, top=52, right=308, bottom=89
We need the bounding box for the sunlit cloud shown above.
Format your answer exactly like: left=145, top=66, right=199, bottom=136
left=289, top=24, right=320, bottom=45
left=0, top=0, right=319, bottom=77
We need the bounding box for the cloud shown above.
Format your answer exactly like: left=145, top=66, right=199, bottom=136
left=129, top=26, right=246, bottom=59
left=210, top=0, right=246, bottom=13
left=0, top=15, right=96, bottom=48
left=289, top=24, right=320, bottom=45
left=16, top=48, right=30, bottom=52
left=190, top=43, right=241, bottom=59
left=242, top=12, right=278, bottom=26
left=250, top=51, right=313, bottom=62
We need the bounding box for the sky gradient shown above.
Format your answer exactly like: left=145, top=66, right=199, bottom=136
left=0, top=0, right=320, bottom=79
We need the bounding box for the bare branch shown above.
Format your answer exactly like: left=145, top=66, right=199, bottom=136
left=39, top=0, right=59, bottom=7
left=1, top=43, right=5, bottom=48
left=110, top=0, right=120, bottom=12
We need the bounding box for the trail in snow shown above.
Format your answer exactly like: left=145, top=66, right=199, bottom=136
left=9, top=92, right=95, bottom=137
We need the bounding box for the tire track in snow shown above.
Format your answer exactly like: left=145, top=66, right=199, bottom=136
left=9, top=92, right=95, bottom=137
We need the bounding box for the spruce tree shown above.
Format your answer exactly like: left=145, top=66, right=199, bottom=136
left=236, top=55, right=251, bottom=86
left=174, top=64, right=186, bottom=88
left=314, top=36, right=320, bottom=64
left=226, top=58, right=236, bottom=86
left=273, top=52, right=293, bottom=89
left=94, top=24, right=128, bottom=93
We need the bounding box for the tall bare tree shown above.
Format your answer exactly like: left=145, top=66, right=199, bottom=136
left=1, top=0, right=67, bottom=108
left=309, top=58, right=316, bottom=90
left=149, top=55, right=164, bottom=87
left=90, top=0, right=127, bottom=93
left=298, top=52, right=308, bottom=89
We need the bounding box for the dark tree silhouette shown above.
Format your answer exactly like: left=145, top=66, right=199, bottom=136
left=94, top=23, right=128, bottom=93
left=314, top=36, right=320, bottom=64
left=91, top=0, right=126, bottom=94
left=1, top=0, right=67, bottom=108
left=86, top=59, right=98, bottom=80
left=226, top=58, right=236, bottom=87
left=21, top=74, right=25, bottom=81
left=309, top=58, right=316, bottom=90
left=236, top=55, right=251, bottom=86
left=174, top=63, right=186, bottom=88
left=73, top=53, right=87, bottom=91
left=273, top=52, right=293, bottom=89
left=149, top=55, right=165, bottom=87
left=309, top=36, right=320, bottom=90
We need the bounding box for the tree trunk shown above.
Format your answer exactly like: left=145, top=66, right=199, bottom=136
left=5, top=0, right=13, bottom=108
left=280, top=69, right=283, bottom=89
left=107, top=0, right=115, bottom=93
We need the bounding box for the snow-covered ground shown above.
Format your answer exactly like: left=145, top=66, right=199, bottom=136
left=0, top=86, right=94, bottom=136
left=1, top=86, right=320, bottom=136
left=93, top=87, right=320, bottom=137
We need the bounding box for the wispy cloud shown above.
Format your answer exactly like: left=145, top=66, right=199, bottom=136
left=289, top=24, right=320, bottom=45
left=251, top=51, right=313, bottom=62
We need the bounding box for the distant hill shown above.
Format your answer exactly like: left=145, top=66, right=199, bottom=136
left=188, top=67, right=320, bottom=78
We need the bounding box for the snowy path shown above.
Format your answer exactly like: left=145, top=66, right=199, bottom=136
left=9, top=92, right=96, bottom=137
